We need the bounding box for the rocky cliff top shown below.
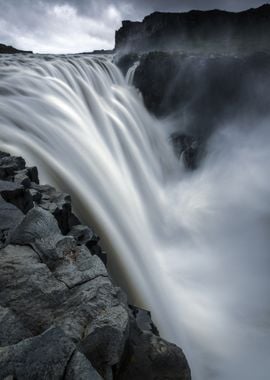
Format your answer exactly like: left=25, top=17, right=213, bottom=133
left=115, top=4, right=270, bottom=54
left=0, top=43, right=33, bottom=54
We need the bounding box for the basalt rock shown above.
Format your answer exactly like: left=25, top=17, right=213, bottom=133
left=0, top=327, right=102, bottom=380
left=0, top=150, right=191, bottom=380
left=115, top=307, right=191, bottom=380
left=124, top=51, right=270, bottom=168
left=0, top=43, right=33, bottom=54
left=115, top=5, right=270, bottom=55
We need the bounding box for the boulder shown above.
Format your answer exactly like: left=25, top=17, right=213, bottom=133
left=0, top=153, right=25, bottom=180
left=0, top=196, right=24, bottom=248
left=0, top=327, right=101, bottom=380
left=31, top=183, right=80, bottom=234
left=116, top=318, right=191, bottom=380
left=0, top=179, right=33, bottom=213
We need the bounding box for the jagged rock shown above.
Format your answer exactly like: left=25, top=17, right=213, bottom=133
left=11, top=207, right=108, bottom=288
left=0, top=196, right=24, bottom=248
left=0, top=327, right=101, bottom=380
left=116, top=318, right=191, bottom=380
left=0, top=179, right=33, bottom=213
left=0, top=151, right=191, bottom=379
left=0, top=153, right=26, bottom=180
left=0, top=244, right=67, bottom=334
left=0, top=242, right=129, bottom=376
left=14, top=167, right=39, bottom=188
left=68, top=224, right=100, bottom=247
left=31, top=183, right=80, bottom=234
left=68, top=225, right=107, bottom=265
left=65, top=351, right=102, bottom=380
left=129, top=305, right=159, bottom=336
left=115, top=5, right=270, bottom=55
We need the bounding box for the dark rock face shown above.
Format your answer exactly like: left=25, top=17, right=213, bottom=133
left=123, top=51, right=270, bottom=168
left=0, top=151, right=191, bottom=380
left=115, top=53, right=139, bottom=76
left=115, top=5, right=270, bottom=55
left=0, top=43, right=33, bottom=54
left=115, top=307, right=191, bottom=380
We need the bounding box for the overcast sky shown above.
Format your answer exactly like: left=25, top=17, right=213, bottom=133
left=0, top=0, right=268, bottom=53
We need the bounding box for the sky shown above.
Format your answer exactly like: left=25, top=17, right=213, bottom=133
left=0, top=0, right=268, bottom=54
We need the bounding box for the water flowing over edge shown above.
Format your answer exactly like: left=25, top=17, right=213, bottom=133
left=0, top=53, right=270, bottom=380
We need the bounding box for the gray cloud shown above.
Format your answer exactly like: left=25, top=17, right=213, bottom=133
left=0, top=0, right=268, bottom=53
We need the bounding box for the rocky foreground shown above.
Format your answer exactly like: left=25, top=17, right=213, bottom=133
left=0, top=151, right=191, bottom=380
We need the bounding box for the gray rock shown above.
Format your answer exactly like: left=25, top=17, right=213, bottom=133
left=79, top=303, right=129, bottom=376
left=68, top=225, right=107, bottom=265
left=31, top=183, right=80, bottom=233
left=65, top=351, right=102, bottom=380
left=0, top=153, right=25, bottom=180
left=129, top=305, right=159, bottom=336
left=0, top=180, right=33, bottom=214
left=0, top=243, right=129, bottom=376
left=68, top=224, right=100, bottom=247
left=0, top=152, right=191, bottom=379
left=13, top=167, right=39, bottom=188
left=0, top=306, right=32, bottom=346
left=11, top=207, right=108, bottom=288
left=116, top=320, right=191, bottom=380
left=0, top=327, right=101, bottom=380
left=0, top=196, right=24, bottom=248
left=0, top=244, right=67, bottom=334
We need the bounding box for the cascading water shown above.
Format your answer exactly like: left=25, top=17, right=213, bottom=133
left=0, top=53, right=270, bottom=380
left=125, top=60, right=140, bottom=85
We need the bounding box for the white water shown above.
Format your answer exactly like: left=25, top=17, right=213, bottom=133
left=0, top=54, right=270, bottom=380
left=125, top=60, right=140, bottom=85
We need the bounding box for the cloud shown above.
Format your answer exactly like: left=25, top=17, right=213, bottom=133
left=0, top=0, right=122, bottom=53
left=0, top=0, right=268, bottom=53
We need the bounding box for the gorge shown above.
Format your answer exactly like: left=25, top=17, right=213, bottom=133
left=0, top=4, right=270, bottom=380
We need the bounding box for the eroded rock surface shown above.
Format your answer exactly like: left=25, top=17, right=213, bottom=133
left=0, top=151, right=191, bottom=379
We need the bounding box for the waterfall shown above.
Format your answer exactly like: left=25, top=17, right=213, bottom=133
left=0, top=54, right=270, bottom=380
left=125, top=60, right=140, bottom=85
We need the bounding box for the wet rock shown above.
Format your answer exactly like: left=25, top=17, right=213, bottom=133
left=14, top=167, right=39, bottom=188
left=68, top=225, right=107, bottom=265
left=68, top=224, right=100, bottom=247
left=0, top=327, right=101, bottom=380
left=11, top=207, right=108, bottom=288
left=170, top=134, right=200, bottom=170
left=0, top=196, right=24, bottom=248
left=129, top=305, right=159, bottom=336
left=116, top=318, right=191, bottom=380
left=0, top=153, right=26, bottom=180
left=31, top=183, right=79, bottom=234
left=115, top=5, right=270, bottom=55
left=0, top=151, right=191, bottom=379
left=0, top=244, right=67, bottom=334
left=115, top=53, right=139, bottom=76
left=0, top=179, right=33, bottom=213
